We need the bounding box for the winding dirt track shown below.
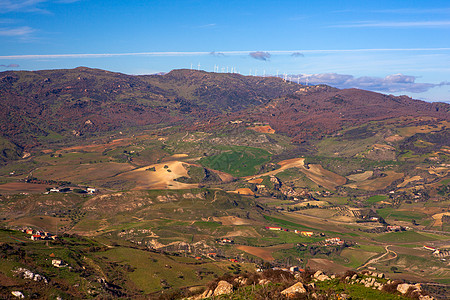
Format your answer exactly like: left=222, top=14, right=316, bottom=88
left=357, top=245, right=397, bottom=270
left=244, top=158, right=306, bottom=180
left=244, top=158, right=346, bottom=191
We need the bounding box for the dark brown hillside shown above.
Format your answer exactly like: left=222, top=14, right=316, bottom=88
left=238, top=86, right=450, bottom=142
left=0, top=67, right=449, bottom=155
left=0, top=67, right=301, bottom=150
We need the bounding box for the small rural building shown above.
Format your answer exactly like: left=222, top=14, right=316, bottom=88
left=387, top=225, right=401, bottom=231
left=87, top=187, right=96, bottom=194
left=423, top=245, right=437, bottom=252
left=301, top=231, right=314, bottom=237
left=52, top=259, right=63, bottom=267
left=31, top=235, right=42, bottom=241
left=265, top=226, right=282, bottom=231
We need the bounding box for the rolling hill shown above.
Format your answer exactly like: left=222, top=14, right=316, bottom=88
left=0, top=67, right=448, bottom=156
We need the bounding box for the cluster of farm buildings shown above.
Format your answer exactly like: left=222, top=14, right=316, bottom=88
left=265, top=226, right=319, bottom=236
left=22, top=228, right=57, bottom=241
left=423, top=245, right=450, bottom=258
left=265, top=226, right=345, bottom=245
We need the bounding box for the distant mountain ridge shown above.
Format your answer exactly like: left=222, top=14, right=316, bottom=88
left=0, top=67, right=448, bottom=153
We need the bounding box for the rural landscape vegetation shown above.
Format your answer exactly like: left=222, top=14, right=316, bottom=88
left=0, top=67, right=449, bottom=299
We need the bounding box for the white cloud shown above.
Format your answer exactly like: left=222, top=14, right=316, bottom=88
left=0, top=0, right=48, bottom=13
left=0, top=48, right=449, bottom=59
left=331, top=20, right=450, bottom=28
left=294, top=73, right=450, bottom=93
left=0, top=26, right=34, bottom=36
left=0, top=0, right=80, bottom=13
left=249, top=51, right=271, bottom=61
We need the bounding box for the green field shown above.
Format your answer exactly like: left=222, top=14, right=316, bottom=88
left=200, top=146, right=271, bottom=176
left=377, top=208, right=428, bottom=222
left=367, top=195, right=388, bottom=204
left=375, top=230, right=437, bottom=243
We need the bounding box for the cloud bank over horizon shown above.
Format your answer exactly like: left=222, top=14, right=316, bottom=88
left=293, top=73, right=450, bottom=94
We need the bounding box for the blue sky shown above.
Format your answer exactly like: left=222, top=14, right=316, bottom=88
left=0, top=0, right=449, bottom=102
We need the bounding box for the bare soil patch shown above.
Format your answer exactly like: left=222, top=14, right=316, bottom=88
left=210, top=169, right=234, bottom=182
left=301, top=164, right=346, bottom=191
left=34, top=162, right=134, bottom=185
left=237, top=244, right=293, bottom=261
left=345, top=170, right=403, bottom=191
left=248, top=125, right=275, bottom=134
left=397, top=175, right=423, bottom=188
left=245, top=158, right=305, bottom=180
left=306, top=258, right=351, bottom=275
left=248, top=178, right=264, bottom=184
left=8, top=216, right=70, bottom=233
left=213, top=216, right=252, bottom=225
left=385, top=135, right=404, bottom=142
left=432, top=212, right=450, bottom=227
left=347, top=171, right=373, bottom=182
left=0, top=182, right=51, bottom=193
left=116, top=161, right=198, bottom=190
left=231, top=188, right=255, bottom=195
left=55, top=138, right=135, bottom=154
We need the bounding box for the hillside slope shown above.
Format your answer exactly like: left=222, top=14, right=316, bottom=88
left=0, top=67, right=448, bottom=152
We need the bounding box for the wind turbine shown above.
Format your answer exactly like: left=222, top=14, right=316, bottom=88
left=197, top=63, right=200, bottom=71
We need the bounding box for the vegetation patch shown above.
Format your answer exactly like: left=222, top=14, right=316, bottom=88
left=200, top=146, right=271, bottom=176
left=375, top=231, right=437, bottom=243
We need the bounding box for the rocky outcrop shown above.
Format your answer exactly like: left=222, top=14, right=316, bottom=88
left=397, top=283, right=421, bottom=294
left=213, top=280, right=233, bottom=296
left=12, top=267, right=48, bottom=284
left=281, top=282, right=306, bottom=298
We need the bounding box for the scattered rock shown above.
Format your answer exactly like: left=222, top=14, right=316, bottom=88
left=419, top=295, right=435, bottom=300
left=258, top=279, right=271, bottom=285
left=316, top=274, right=330, bottom=281
left=314, top=270, right=323, bottom=278
left=351, top=274, right=358, bottom=280
left=397, top=283, right=421, bottom=294
left=213, top=280, right=233, bottom=296
left=234, top=277, right=248, bottom=286
left=11, top=291, right=24, bottom=298
left=378, top=273, right=385, bottom=279
left=13, top=268, right=48, bottom=284
left=281, top=282, right=307, bottom=298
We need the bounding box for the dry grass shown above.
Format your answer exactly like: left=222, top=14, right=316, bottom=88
left=300, top=164, right=346, bottom=191
left=397, top=175, right=423, bottom=188
left=8, top=215, right=70, bottom=232
left=306, top=258, right=352, bottom=275
left=246, top=157, right=345, bottom=191
left=345, top=170, right=403, bottom=191
left=231, top=188, right=255, bottom=195
left=116, top=161, right=198, bottom=190
left=432, top=212, right=450, bottom=227
left=0, top=182, right=51, bottom=193
left=34, top=162, right=134, bottom=184
left=55, top=137, right=136, bottom=154
left=347, top=171, right=373, bottom=182
left=213, top=216, right=252, bottom=225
